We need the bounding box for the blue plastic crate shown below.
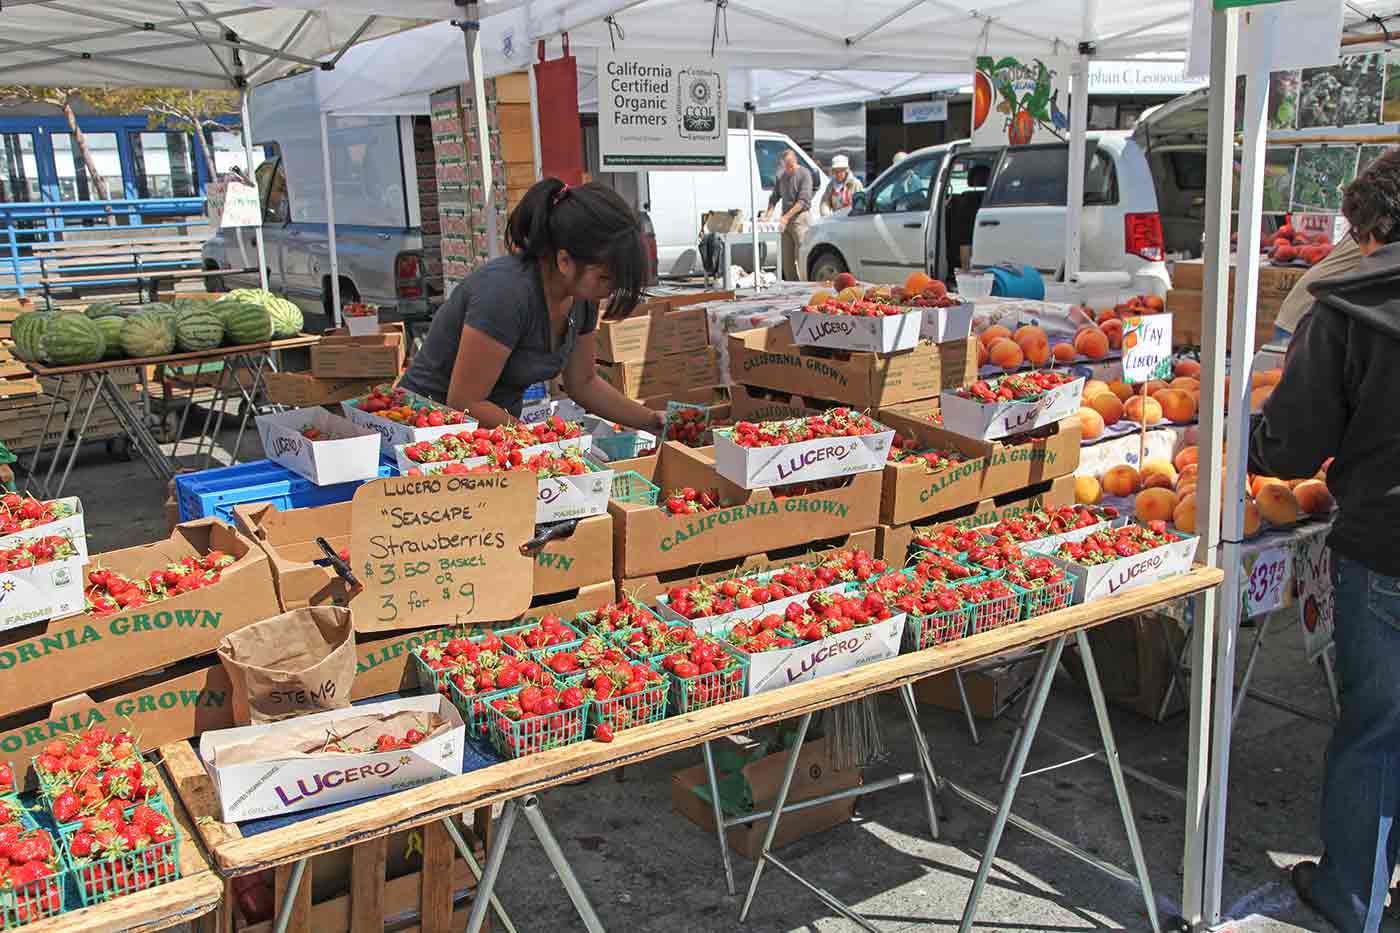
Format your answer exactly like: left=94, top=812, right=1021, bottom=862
left=523, top=381, right=549, bottom=402
left=176, top=459, right=396, bottom=524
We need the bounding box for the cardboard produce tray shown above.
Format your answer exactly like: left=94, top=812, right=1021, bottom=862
left=595, top=296, right=715, bottom=363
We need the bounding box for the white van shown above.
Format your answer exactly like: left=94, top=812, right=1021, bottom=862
left=596, top=129, right=827, bottom=277
left=799, top=132, right=1172, bottom=295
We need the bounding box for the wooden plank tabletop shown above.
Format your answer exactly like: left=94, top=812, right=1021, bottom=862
left=27, top=335, right=321, bottom=376
left=165, top=565, right=1223, bottom=877
left=24, top=744, right=223, bottom=932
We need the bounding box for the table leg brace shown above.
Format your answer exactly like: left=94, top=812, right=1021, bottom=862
left=439, top=814, right=517, bottom=933
left=270, top=857, right=307, bottom=933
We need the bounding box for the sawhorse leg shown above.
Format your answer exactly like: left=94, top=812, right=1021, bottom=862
left=23, top=373, right=69, bottom=497
left=464, top=795, right=604, bottom=933
left=95, top=369, right=175, bottom=480
left=959, top=632, right=1161, bottom=933
left=270, top=857, right=307, bottom=933
left=440, top=814, right=518, bottom=933
left=38, top=372, right=102, bottom=500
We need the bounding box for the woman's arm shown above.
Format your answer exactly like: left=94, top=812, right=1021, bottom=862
left=445, top=324, right=517, bottom=428
left=561, top=331, right=665, bottom=432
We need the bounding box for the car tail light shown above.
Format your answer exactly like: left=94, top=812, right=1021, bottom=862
left=396, top=252, right=423, bottom=299
left=645, top=232, right=658, bottom=285
left=1125, top=213, right=1164, bottom=262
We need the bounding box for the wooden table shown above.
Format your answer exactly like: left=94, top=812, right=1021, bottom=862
left=24, top=335, right=320, bottom=496
left=165, top=567, right=1222, bottom=932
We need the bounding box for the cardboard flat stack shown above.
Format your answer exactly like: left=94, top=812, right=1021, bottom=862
left=595, top=293, right=731, bottom=401
left=1167, top=258, right=1305, bottom=350
left=0, top=367, right=144, bottom=451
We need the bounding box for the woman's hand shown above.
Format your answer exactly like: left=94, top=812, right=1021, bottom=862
left=563, top=331, right=667, bottom=432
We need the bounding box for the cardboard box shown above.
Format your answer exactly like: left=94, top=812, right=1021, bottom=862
left=639, top=385, right=729, bottom=412
left=200, top=694, right=465, bottom=822
left=728, top=385, right=823, bottom=423
left=311, top=323, right=406, bottom=379
left=608, top=443, right=882, bottom=579
left=597, top=347, right=721, bottom=399
left=914, top=658, right=1037, bottom=719
left=261, top=373, right=381, bottom=408
left=728, top=327, right=975, bottom=409
left=786, top=307, right=922, bottom=354
left=595, top=299, right=712, bottom=363
left=0, top=555, right=84, bottom=634
left=0, top=520, right=280, bottom=720
left=0, top=496, right=87, bottom=559
left=1055, top=532, right=1198, bottom=602
left=713, top=422, right=894, bottom=490
left=1166, top=288, right=1280, bottom=351
left=670, top=736, right=860, bottom=860
left=875, top=474, right=1077, bottom=563
left=256, top=407, right=382, bottom=486
left=1170, top=258, right=1307, bottom=298
left=341, top=389, right=478, bottom=456
left=939, top=378, right=1084, bottom=442
left=741, top=610, right=905, bottom=694
left=919, top=302, right=976, bottom=344
left=234, top=501, right=613, bottom=610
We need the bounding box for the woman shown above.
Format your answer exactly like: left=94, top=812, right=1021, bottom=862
left=818, top=155, right=863, bottom=217
left=400, top=178, right=665, bottom=434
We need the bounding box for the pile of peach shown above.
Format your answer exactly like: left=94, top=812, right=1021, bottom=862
left=974, top=295, right=1165, bottom=372
left=1071, top=361, right=1286, bottom=441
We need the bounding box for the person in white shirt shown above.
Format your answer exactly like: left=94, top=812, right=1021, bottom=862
left=818, top=155, right=864, bottom=217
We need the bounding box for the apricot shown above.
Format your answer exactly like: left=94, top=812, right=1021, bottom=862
left=836, top=287, right=863, bottom=303
left=905, top=271, right=933, bottom=295
left=1178, top=462, right=1199, bottom=485
left=1143, top=471, right=1176, bottom=491
left=1083, top=379, right=1112, bottom=399
left=1108, top=380, right=1134, bottom=402
left=1018, top=330, right=1051, bottom=365
left=1176, top=480, right=1197, bottom=500
left=1124, top=395, right=1163, bottom=425
left=1144, top=295, right=1166, bottom=312
left=1174, top=446, right=1199, bottom=473
left=1053, top=342, right=1078, bottom=363
left=1156, top=388, right=1197, bottom=423
left=1256, top=483, right=1300, bottom=526
left=1293, top=479, right=1334, bottom=516
left=1174, top=360, right=1202, bottom=379
left=980, top=324, right=1012, bottom=349
left=1173, top=493, right=1197, bottom=533
left=1143, top=379, right=1170, bottom=397
left=1074, top=327, right=1110, bottom=360
left=1100, top=318, right=1125, bottom=349
left=1251, top=475, right=1287, bottom=497
left=1249, top=386, right=1274, bottom=412
left=1244, top=497, right=1261, bottom=537
left=977, top=339, right=990, bottom=367
left=809, top=289, right=834, bottom=305
left=1075, top=474, right=1103, bottom=505
left=1089, top=392, right=1124, bottom=426
left=1136, top=487, right=1179, bottom=523
left=1170, top=376, right=1200, bottom=391
left=1103, top=464, right=1141, bottom=497
left=1076, top=406, right=1105, bottom=440
left=988, top=338, right=1025, bottom=371
left=1142, top=458, right=1178, bottom=486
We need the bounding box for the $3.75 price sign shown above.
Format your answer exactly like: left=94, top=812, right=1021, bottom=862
left=1242, top=546, right=1289, bottom=618
left=349, top=473, right=535, bottom=632
left=1121, top=315, right=1173, bottom=385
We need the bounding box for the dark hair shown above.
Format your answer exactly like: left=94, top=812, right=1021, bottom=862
left=1342, top=148, right=1400, bottom=245
left=507, top=178, right=646, bottom=318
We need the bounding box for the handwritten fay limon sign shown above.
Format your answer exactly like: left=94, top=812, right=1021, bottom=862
left=1121, top=316, right=1173, bottom=385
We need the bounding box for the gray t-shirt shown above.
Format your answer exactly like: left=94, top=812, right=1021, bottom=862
left=768, top=167, right=813, bottom=215
left=399, top=255, right=597, bottom=416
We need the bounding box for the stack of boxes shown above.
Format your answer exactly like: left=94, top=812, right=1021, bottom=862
left=1166, top=258, right=1305, bottom=350
left=593, top=293, right=731, bottom=410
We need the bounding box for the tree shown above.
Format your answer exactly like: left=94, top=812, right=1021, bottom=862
left=106, top=88, right=241, bottom=178
left=0, top=85, right=125, bottom=200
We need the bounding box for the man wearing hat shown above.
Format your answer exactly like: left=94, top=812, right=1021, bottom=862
left=818, top=154, right=865, bottom=217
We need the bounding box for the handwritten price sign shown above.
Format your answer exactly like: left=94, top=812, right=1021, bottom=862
left=1295, top=531, right=1335, bottom=662
left=1121, top=316, right=1174, bottom=385
left=1242, top=546, right=1289, bottom=618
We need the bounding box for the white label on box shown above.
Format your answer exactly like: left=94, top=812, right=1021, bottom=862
left=786, top=307, right=922, bottom=354
left=257, top=407, right=383, bottom=486
left=939, top=378, right=1084, bottom=441
left=714, top=428, right=894, bottom=490
left=0, top=497, right=87, bottom=560
left=535, top=469, right=612, bottom=524
left=919, top=302, right=975, bottom=344
left=0, top=556, right=85, bottom=633
left=1062, top=534, right=1197, bottom=603
left=744, top=614, right=905, bottom=694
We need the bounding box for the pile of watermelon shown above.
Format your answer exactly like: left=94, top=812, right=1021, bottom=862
left=11, top=290, right=304, bottom=366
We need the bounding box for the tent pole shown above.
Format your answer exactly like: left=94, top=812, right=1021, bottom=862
left=319, top=111, right=343, bottom=326
left=1063, top=50, right=1090, bottom=283
left=528, top=61, right=544, bottom=182
left=240, top=91, right=269, bottom=293
left=461, top=5, right=501, bottom=259
left=1186, top=7, right=1238, bottom=930
left=747, top=102, right=761, bottom=291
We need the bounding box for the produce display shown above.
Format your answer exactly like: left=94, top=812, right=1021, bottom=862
left=575, top=598, right=656, bottom=635
left=0, top=535, right=78, bottom=570
left=809, top=272, right=965, bottom=310
left=725, top=589, right=895, bottom=653
left=0, top=798, right=63, bottom=925
left=664, top=405, right=712, bottom=446
left=351, top=386, right=473, bottom=427
left=800, top=297, right=922, bottom=317
left=954, top=371, right=1078, bottom=403
left=722, top=409, right=883, bottom=449
left=398, top=419, right=585, bottom=465
left=662, top=486, right=721, bottom=516
left=976, top=505, right=1117, bottom=542
left=1056, top=521, right=1180, bottom=565
left=1265, top=223, right=1335, bottom=267
left=887, top=435, right=962, bottom=472
left=84, top=548, right=235, bottom=615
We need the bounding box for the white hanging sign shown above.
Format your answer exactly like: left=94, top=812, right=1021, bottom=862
left=1242, top=545, right=1289, bottom=617
left=206, top=179, right=262, bottom=230
left=1295, top=531, right=1335, bottom=662
left=598, top=48, right=726, bottom=172
left=1120, top=315, right=1174, bottom=384
left=971, top=55, right=1070, bottom=147
left=903, top=100, right=948, bottom=124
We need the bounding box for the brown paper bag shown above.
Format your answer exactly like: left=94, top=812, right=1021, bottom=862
left=217, top=606, right=357, bottom=725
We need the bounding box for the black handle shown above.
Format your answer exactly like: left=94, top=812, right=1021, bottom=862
left=521, top=519, right=579, bottom=556
left=902, top=222, right=923, bottom=229
left=316, top=537, right=360, bottom=589
left=978, top=219, right=1001, bottom=227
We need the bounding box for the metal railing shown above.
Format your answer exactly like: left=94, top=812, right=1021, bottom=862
left=1, top=197, right=209, bottom=299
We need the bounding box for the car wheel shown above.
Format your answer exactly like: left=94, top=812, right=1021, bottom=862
left=204, top=263, right=227, bottom=293
left=808, top=250, right=848, bottom=284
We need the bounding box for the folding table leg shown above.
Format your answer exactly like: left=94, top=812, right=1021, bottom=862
left=1156, top=619, right=1193, bottom=723
left=519, top=796, right=605, bottom=933
left=270, top=857, right=307, bottom=933
left=738, top=712, right=812, bottom=923
left=702, top=740, right=737, bottom=895
left=898, top=682, right=943, bottom=840
left=998, top=645, right=1057, bottom=783
left=1231, top=611, right=1271, bottom=730
left=25, top=374, right=67, bottom=496
left=40, top=372, right=90, bottom=498
left=51, top=372, right=104, bottom=499
left=953, top=669, right=982, bottom=745
left=439, top=814, right=517, bottom=933
left=1321, top=646, right=1341, bottom=721
left=96, top=371, right=174, bottom=479
left=464, top=798, right=519, bottom=933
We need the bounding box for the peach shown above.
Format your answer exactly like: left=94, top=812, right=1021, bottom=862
left=1142, top=458, right=1178, bottom=486
left=1178, top=462, right=1199, bottom=485
left=1144, top=295, right=1166, bottom=312
left=1174, top=446, right=1199, bottom=473
left=1170, top=376, right=1200, bottom=391
left=1254, top=368, right=1283, bottom=387
left=1108, top=380, right=1135, bottom=402
left=1074, top=327, right=1110, bottom=360
left=1013, top=324, right=1045, bottom=344
left=1019, top=331, right=1051, bottom=365
left=1256, top=483, right=1300, bottom=526
left=1174, top=360, right=1202, bottom=379
left=1293, top=479, right=1334, bottom=516
left=905, top=271, right=933, bottom=295
left=1136, top=487, right=1179, bottom=523
left=1156, top=389, right=1197, bottom=423
left=1244, top=497, right=1261, bottom=537
left=1083, top=379, right=1112, bottom=400
left=1173, top=493, right=1197, bottom=533
left=1176, top=480, right=1197, bottom=500
left=1251, top=475, right=1287, bottom=498
left=1250, top=385, right=1273, bottom=412
left=1090, top=392, right=1124, bottom=426
left=1143, top=379, right=1170, bottom=397
left=1124, top=395, right=1163, bottom=425
left=1100, top=318, right=1125, bottom=349
left=980, top=324, right=1012, bottom=349
left=1076, top=406, right=1105, bottom=441
left=1075, top=474, right=1103, bottom=505
left=988, top=338, right=1025, bottom=371
left=809, top=289, right=835, bottom=305
left=1053, top=342, right=1078, bottom=363
left=1143, top=471, right=1176, bottom=491
left=1103, top=464, right=1141, bottom=497
left=977, top=339, right=990, bottom=367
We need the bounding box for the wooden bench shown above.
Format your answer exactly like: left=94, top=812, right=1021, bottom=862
left=34, top=235, right=226, bottom=306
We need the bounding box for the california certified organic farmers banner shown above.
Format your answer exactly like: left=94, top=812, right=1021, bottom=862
left=972, top=55, right=1069, bottom=148
left=598, top=48, right=726, bottom=171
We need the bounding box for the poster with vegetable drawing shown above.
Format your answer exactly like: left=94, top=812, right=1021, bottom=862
left=972, top=55, right=1070, bottom=148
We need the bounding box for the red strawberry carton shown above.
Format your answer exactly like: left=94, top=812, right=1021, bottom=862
left=342, top=386, right=478, bottom=456
left=786, top=303, right=923, bottom=354
left=255, top=407, right=382, bottom=486
left=939, top=374, right=1085, bottom=441
left=0, top=494, right=88, bottom=560
left=969, top=505, right=1119, bottom=557
left=392, top=421, right=592, bottom=476
left=1051, top=522, right=1198, bottom=603
left=654, top=566, right=849, bottom=635
left=713, top=410, right=895, bottom=490
left=199, top=694, right=464, bottom=822
left=919, top=301, right=976, bottom=344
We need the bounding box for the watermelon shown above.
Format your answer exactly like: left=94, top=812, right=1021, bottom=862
left=222, top=302, right=273, bottom=345
left=120, top=312, right=176, bottom=358
left=42, top=313, right=106, bottom=365
left=93, top=315, right=126, bottom=358
left=175, top=309, right=224, bottom=352
left=170, top=297, right=215, bottom=316
left=220, top=289, right=302, bottom=338
left=83, top=301, right=133, bottom=320
left=11, top=311, right=53, bottom=363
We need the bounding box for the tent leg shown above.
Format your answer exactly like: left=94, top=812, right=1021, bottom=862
left=240, top=92, right=269, bottom=293
left=1063, top=52, right=1090, bottom=284
left=319, top=111, right=342, bottom=325
left=747, top=104, right=761, bottom=290
left=461, top=8, right=500, bottom=260
left=528, top=63, right=544, bottom=182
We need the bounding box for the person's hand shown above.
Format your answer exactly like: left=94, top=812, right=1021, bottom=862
left=779, top=215, right=789, bottom=232
left=650, top=411, right=667, bottom=436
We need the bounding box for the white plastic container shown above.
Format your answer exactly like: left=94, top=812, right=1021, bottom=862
left=939, top=377, right=1084, bottom=442
left=737, top=613, right=906, bottom=695
left=256, top=407, right=382, bottom=486
left=713, top=422, right=895, bottom=490
left=0, top=496, right=87, bottom=559
left=786, top=307, right=922, bottom=354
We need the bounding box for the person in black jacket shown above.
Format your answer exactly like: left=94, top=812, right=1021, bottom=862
left=1250, top=150, right=1400, bottom=933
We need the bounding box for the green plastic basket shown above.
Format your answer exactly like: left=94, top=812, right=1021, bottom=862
left=611, top=470, right=659, bottom=507
left=588, top=674, right=670, bottom=734
left=485, top=689, right=588, bottom=759
left=496, top=618, right=585, bottom=662
left=32, top=751, right=164, bottom=833
left=903, top=606, right=972, bottom=651
left=572, top=602, right=660, bottom=638
left=664, top=401, right=714, bottom=446
left=592, top=431, right=653, bottom=461
left=668, top=647, right=749, bottom=713
left=1016, top=577, right=1075, bottom=619
left=409, top=629, right=510, bottom=695
left=62, top=800, right=180, bottom=907
left=447, top=679, right=512, bottom=741
left=969, top=587, right=1023, bottom=634
left=0, top=797, right=64, bottom=929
